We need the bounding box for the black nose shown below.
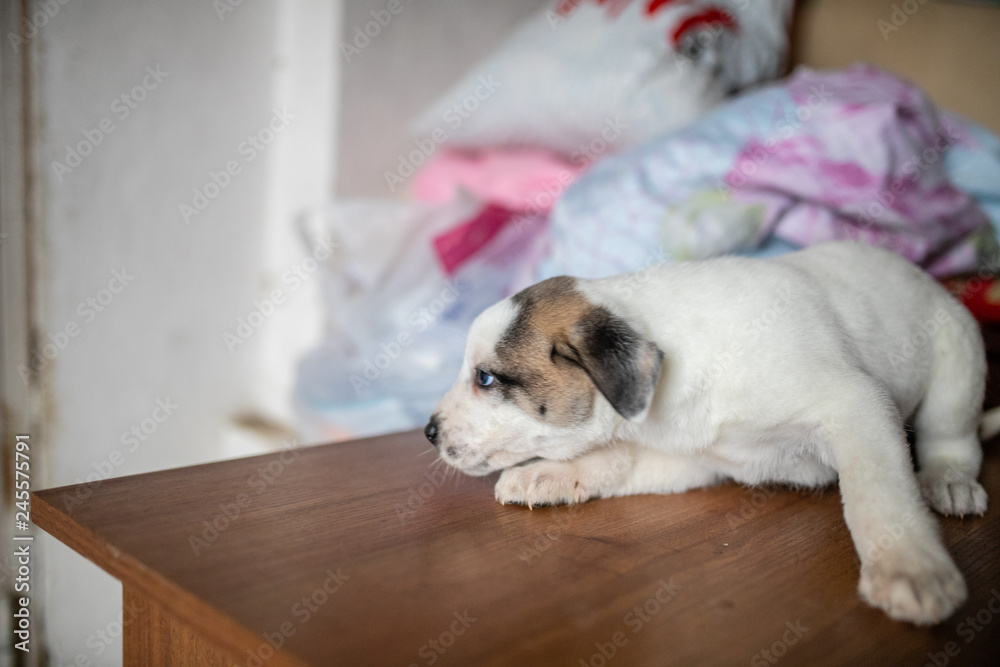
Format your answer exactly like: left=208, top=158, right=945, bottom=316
left=424, top=415, right=439, bottom=446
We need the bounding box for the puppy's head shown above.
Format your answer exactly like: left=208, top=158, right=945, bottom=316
left=425, top=276, right=664, bottom=476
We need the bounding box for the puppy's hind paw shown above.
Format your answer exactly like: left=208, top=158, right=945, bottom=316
left=918, top=467, right=988, bottom=517
left=495, top=460, right=590, bottom=508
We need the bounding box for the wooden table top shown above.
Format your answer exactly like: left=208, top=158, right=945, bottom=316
left=32, top=426, right=1000, bottom=666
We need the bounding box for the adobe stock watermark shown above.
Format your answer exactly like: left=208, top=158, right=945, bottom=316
left=612, top=245, right=670, bottom=300
left=516, top=503, right=584, bottom=566
left=878, top=0, right=930, bottom=40
left=51, top=65, right=169, bottom=182
left=568, top=116, right=629, bottom=169
left=688, top=287, right=794, bottom=394
left=721, top=85, right=832, bottom=192
left=578, top=578, right=681, bottom=667
left=340, top=0, right=411, bottom=62
left=919, top=588, right=1000, bottom=667
left=18, top=267, right=135, bottom=385
left=408, top=610, right=477, bottom=667
left=395, top=464, right=451, bottom=523
left=726, top=486, right=779, bottom=529
left=913, top=588, right=1000, bottom=666
left=845, top=124, right=964, bottom=239
left=180, top=106, right=295, bottom=224
left=350, top=278, right=463, bottom=395
left=6, top=0, right=72, bottom=54
left=60, top=397, right=179, bottom=515
left=750, top=620, right=809, bottom=666
left=509, top=114, right=630, bottom=234
left=384, top=77, right=501, bottom=192
left=212, top=0, right=245, bottom=21
left=189, top=440, right=302, bottom=555
left=946, top=252, right=1000, bottom=307
left=83, top=599, right=145, bottom=663
left=888, top=309, right=951, bottom=368
left=241, top=567, right=350, bottom=667
left=670, top=12, right=738, bottom=74
left=223, top=233, right=338, bottom=353
left=863, top=511, right=918, bottom=563
left=58, top=599, right=146, bottom=666
left=546, top=0, right=585, bottom=29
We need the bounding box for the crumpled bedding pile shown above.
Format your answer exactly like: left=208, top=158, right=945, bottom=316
left=294, top=0, right=1000, bottom=442
left=545, top=63, right=1000, bottom=280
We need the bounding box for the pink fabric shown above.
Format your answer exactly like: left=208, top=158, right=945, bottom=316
left=413, top=148, right=586, bottom=213
left=432, top=204, right=516, bottom=276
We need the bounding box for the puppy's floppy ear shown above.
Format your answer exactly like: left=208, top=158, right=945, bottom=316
left=562, top=307, right=664, bottom=422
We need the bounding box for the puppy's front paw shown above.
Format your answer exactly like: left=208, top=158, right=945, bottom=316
left=918, top=466, right=988, bottom=517
left=495, top=461, right=590, bottom=508
left=858, top=543, right=966, bottom=625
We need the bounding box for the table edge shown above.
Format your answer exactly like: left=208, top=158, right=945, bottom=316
left=32, top=486, right=309, bottom=667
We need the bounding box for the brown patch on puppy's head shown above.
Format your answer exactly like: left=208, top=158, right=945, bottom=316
left=494, top=277, right=597, bottom=426
left=492, top=276, right=664, bottom=424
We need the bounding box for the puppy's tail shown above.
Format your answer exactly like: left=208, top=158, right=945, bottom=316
left=980, top=406, right=1000, bottom=441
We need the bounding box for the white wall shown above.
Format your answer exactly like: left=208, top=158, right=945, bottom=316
left=28, top=1, right=339, bottom=664
left=20, top=1, right=553, bottom=663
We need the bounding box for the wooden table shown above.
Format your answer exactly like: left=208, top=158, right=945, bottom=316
left=33, top=424, right=1000, bottom=666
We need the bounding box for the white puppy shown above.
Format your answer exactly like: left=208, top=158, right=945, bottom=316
left=425, top=242, right=993, bottom=625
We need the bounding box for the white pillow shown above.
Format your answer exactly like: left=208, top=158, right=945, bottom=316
left=410, top=0, right=793, bottom=157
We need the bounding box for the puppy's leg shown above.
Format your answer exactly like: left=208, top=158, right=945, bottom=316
left=913, top=307, right=987, bottom=517
left=608, top=444, right=722, bottom=497
left=828, top=381, right=966, bottom=625
left=495, top=443, right=719, bottom=507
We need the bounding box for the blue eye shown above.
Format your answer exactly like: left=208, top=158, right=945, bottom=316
left=476, top=369, right=495, bottom=387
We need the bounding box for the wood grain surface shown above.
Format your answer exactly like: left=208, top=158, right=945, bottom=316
left=32, top=422, right=1000, bottom=666
left=123, top=585, right=244, bottom=666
